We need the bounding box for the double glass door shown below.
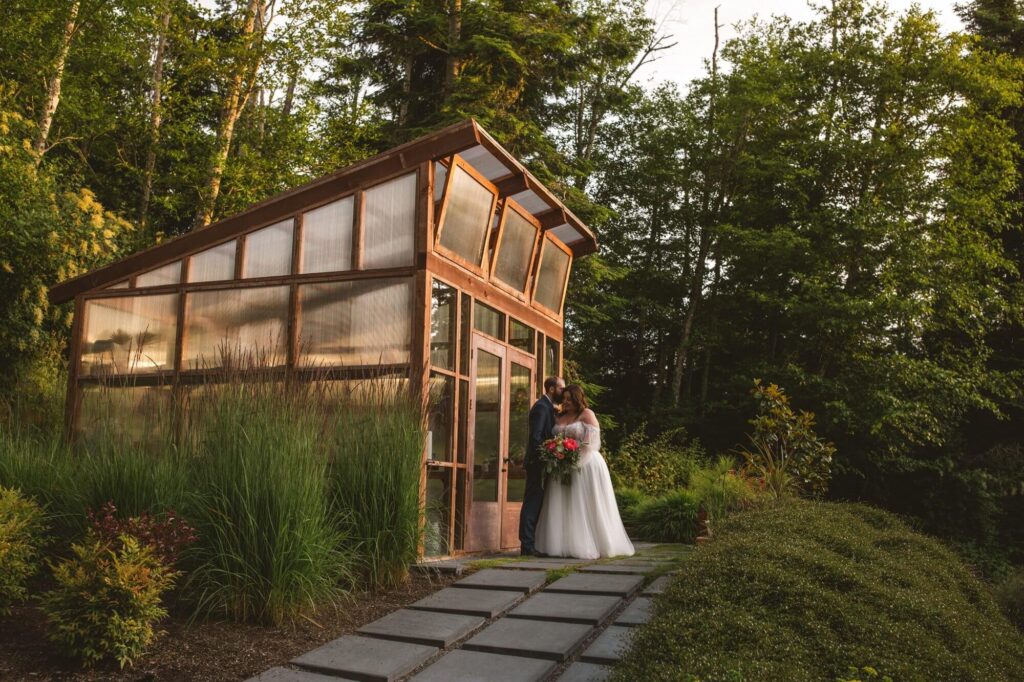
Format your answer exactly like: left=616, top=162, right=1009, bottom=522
left=465, top=334, right=535, bottom=551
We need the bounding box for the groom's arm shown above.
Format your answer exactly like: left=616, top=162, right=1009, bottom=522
left=527, top=402, right=546, bottom=464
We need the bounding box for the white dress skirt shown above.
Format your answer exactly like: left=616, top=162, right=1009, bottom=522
left=535, top=420, right=636, bottom=559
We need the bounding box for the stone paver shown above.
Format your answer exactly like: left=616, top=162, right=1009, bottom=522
left=642, top=575, right=672, bottom=596
left=545, top=572, right=643, bottom=597
left=614, top=597, right=652, bottom=626
left=246, top=667, right=357, bottom=682
left=557, top=661, right=613, bottom=682
left=463, top=617, right=593, bottom=662
left=508, top=592, right=622, bottom=624
left=410, top=650, right=555, bottom=682
left=579, top=626, right=636, bottom=664
left=357, top=609, right=484, bottom=648
left=503, top=560, right=587, bottom=570
left=578, top=562, right=661, bottom=575
left=291, top=635, right=436, bottom=682
left=409, top=586, right=523, bottom=618
left=454, top=568, right=547, bottom=593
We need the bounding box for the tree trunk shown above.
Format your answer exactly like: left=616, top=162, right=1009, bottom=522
left=399, top=54, right=414, bottom=126
left=195, top=0, right=263, bottom=229
left=282, top=65, right=299, bottom=117
left=34, top=0, right=80, bottom=163
left=139, top=8, right=172, bottom=229
left=443, top=0, right=461, bottom=97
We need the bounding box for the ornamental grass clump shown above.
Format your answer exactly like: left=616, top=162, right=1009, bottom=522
left=0, top=485, right=47, bottom=613
left=40, top=533, right=176, bottom=668
left=633, top=489, right=701, bottom=543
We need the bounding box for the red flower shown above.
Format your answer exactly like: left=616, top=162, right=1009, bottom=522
left=564, top=438, right=578, bottom=450
left=546, top=441, right=557, bottom=451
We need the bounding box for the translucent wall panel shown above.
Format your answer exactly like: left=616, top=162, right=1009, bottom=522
left=460, top=293, right=471, bottom=374
left=434, top=162, right=448, bottom=202
left=183, top=286, right=289, bottom=369
left=189, top=241, right=236, bottom=283
left=135, top=261, right=181, bottom=287
left=363, top=173, right=416, bottom=269
left=77, top=384, right=173, bottom=444
left=242, top=219, right=293, bottom=278
left=425, top=467, right=452, bottom=557
left=301, top=196, right=354, bottom=274
left=428, top=372, right=454, bottom=462
left=457, top=379, right=469, bottom=464
left=438, top=165, right=494, bottom=267
left=473, top=302, right=505, bottom=341
left=430, top=280, right=457, bottom=370
left=493, top=210, right=537, bottom=293
left=509, top=319, right=535, bottom=353
left=473, top=349, right=501, bottom=502
left=81, top=294, right=178, bottom=376
left=106, top=280, right=130, bottom=290
left=545, top=337, right=560, bottom=378
left=506, top=362, right=532, bottom=502
left=534, top=240, right=571, bottom=313
left=297, top=278, right=412, bottom=367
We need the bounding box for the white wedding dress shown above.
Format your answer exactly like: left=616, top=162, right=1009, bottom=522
left=534, top=420, right=635, bottom=559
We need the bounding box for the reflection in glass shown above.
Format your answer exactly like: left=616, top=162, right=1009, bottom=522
left=460, top=293, right=471, bottom=374
left=183, top=286, right=289, bottom=369
left=473, top=350, right=501, bottom=502
left=301, top=196, right=353, bottom=273
left=243, top=219, right=293, bottom=278
left=506, top=363, right=532, bottom=502
left=536, top=333, right=545, bottom=397
left=135, top=261, right=181, bottom=287
left=534, top=240, right=571, bottom=313
left=438, top=165, right=493, bottom=267
left=473, top=302, right=505, bottom=341
left=509, top=319, right=535, bottom=353
left=546, top=337, right=560, bottom=379
left=457, top=379, right=469, bottom=464
left=189, top=241, right=236, bottom=282
left=494, top=209, right=537, bottom=292
left=363, top=173, right=417, bottom=268
left=455, top=468, right=466, bottom=550
left=434, top=161, right=448, bottom=203
left=77, top=384, right=173, bottom=444
left=81, top=294, right=178, bottom=375
left=430, top=281, right=456, bottom=370
left=428, top=373, right=454, bottom=462
left=425, top=467, right=452, bottom=557
left=298, top=278, right=412, bottom=367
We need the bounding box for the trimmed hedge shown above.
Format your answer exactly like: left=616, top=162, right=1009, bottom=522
left=614, top=500, right=1024, bottom=681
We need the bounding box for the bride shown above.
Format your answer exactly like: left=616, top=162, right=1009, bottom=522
left=535, top=384, right=635, bottom=559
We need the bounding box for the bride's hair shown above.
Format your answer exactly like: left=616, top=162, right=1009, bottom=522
left=563, top=384, right=589, bottom=412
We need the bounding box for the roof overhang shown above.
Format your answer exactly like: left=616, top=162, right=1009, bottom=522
left=49, top=119, right=597, bottom=305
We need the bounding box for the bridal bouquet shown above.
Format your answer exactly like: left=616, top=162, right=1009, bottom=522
left=538, top=434, right=581, bottom=485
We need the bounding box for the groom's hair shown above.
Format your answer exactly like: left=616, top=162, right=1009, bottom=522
left=543, top=376, right=561, bottom=393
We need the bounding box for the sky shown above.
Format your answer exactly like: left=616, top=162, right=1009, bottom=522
left=639, top=0, right=967, bottom=87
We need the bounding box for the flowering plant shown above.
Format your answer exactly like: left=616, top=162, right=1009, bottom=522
left=538, top=434, right=582, bottom=485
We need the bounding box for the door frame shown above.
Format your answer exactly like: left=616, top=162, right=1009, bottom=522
left=500, top=345, right=536, bottom=550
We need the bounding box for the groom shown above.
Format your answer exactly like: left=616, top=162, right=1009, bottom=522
left=520, top=375, right=564, bottom=556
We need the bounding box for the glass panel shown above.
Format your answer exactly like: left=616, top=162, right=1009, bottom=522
left=506, top=363, right=531, bottom=503
left=81, top=294, right=178, bottom=376
left=430, top=281, right=456, bottom=370
left=509, top=319, right=535, bottom=353
left=243, top=219, right=293, bottom=278
left=298, top=278, right=413, bottom=367
left=434, top=161, right=448, bottom=203
left=473, top=302, right=505, bottom=341
left=438, top=164, right=493, bottom=267
left=135, top=261, right=181, bottom=287
left=494, top=209, right=536, bottom=292
left=189, top=241, right=236, bottom=283
left=183, top=286, right=289, bottom=369
left=363, top=172, right=416, bottom=269
left=425, top=467, right=452, bottom=557
left=459, top=293, right=471, bottom=374
left=455, top=468, right=467, bottom=551
left=301, top=196, right=354, bottom=274
left=546, top=337, right=560, bottom=379
left=472, top=349, right=501, bottom=502
left=428, top=373, right=454, bottom=462
left=534, top=240, right=570, bottom=313
left=76, top=384, right=173, bottom=444
left=105, top=280, right=130, bottom=290
left=536, top=333, right=544, bottom=398
left=457, top=379, right=469, bottom=464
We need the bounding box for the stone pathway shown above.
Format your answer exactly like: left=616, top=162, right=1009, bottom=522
left=248, top=543, right=690, bottom=682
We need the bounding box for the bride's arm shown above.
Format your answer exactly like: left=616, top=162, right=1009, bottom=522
left=579, top=409, right=599, bottom=427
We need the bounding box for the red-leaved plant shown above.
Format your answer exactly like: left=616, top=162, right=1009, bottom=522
left=87, top=502, right=197, bottom=567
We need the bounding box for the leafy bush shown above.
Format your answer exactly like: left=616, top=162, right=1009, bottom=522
left=993, top=566, right=1024, bottom=630
left=606, top=424, right=702, bottom=495
left=614, top=500, right=1024, bottom=681
left=736, top=380, right=835, bottom=498
left=614, top=486, right=649, bottom=529
left=687, top=457, right=764, bottom=528
left=633, top=489, right=700, bottom=543
left=0, top=486, right=47, bottom=613
left=87, top=501, right=197, bottom=568
left=40, top=534, right=176, bottom=668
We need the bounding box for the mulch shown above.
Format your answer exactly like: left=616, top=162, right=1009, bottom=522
left=0, top=572, right=456, bottom=681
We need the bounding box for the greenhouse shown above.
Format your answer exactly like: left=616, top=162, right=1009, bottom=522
left=48, top=119, right=597, bottom=556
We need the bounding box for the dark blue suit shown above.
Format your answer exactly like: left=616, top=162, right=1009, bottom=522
left=520, top=395, right=555, bottom=554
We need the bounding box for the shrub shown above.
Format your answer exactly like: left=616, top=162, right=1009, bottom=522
left=40, top=534, right=176, bottom=668
left=614, top=486, right=649, bottom=529
left=687, top=457, right=764, bottom=526
left=606, top=424, right=702, bottom=496
left=614, top=500, right=1024, bottom=681
left=0, top=486, right=47, bottom=613
left=87, top=501, right=196, bottom=567
left=633, top=489, right=701, bottom=543
left=993, top=566, right=1024, bottom=630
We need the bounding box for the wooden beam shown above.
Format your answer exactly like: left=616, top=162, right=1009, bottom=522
left=535, top=208, right=567, bottom=231
left=494, top=173, right=528, bottom=196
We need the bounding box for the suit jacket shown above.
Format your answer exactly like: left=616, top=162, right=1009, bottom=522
left=527, top=395, right=556, bottom=467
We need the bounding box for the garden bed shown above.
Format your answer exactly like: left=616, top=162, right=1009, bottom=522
left=0, top=572, right=455, bottom=681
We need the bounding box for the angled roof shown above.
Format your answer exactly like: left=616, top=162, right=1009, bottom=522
left=49, top=119, right=596, bottom=304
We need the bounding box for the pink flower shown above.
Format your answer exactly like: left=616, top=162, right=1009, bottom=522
left=546, top=441, right=557, bottom=452
left=556, top=452, right=565, bottom=460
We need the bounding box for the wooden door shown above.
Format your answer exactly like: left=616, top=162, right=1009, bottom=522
left=501, top=348, right=535, bottom=549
